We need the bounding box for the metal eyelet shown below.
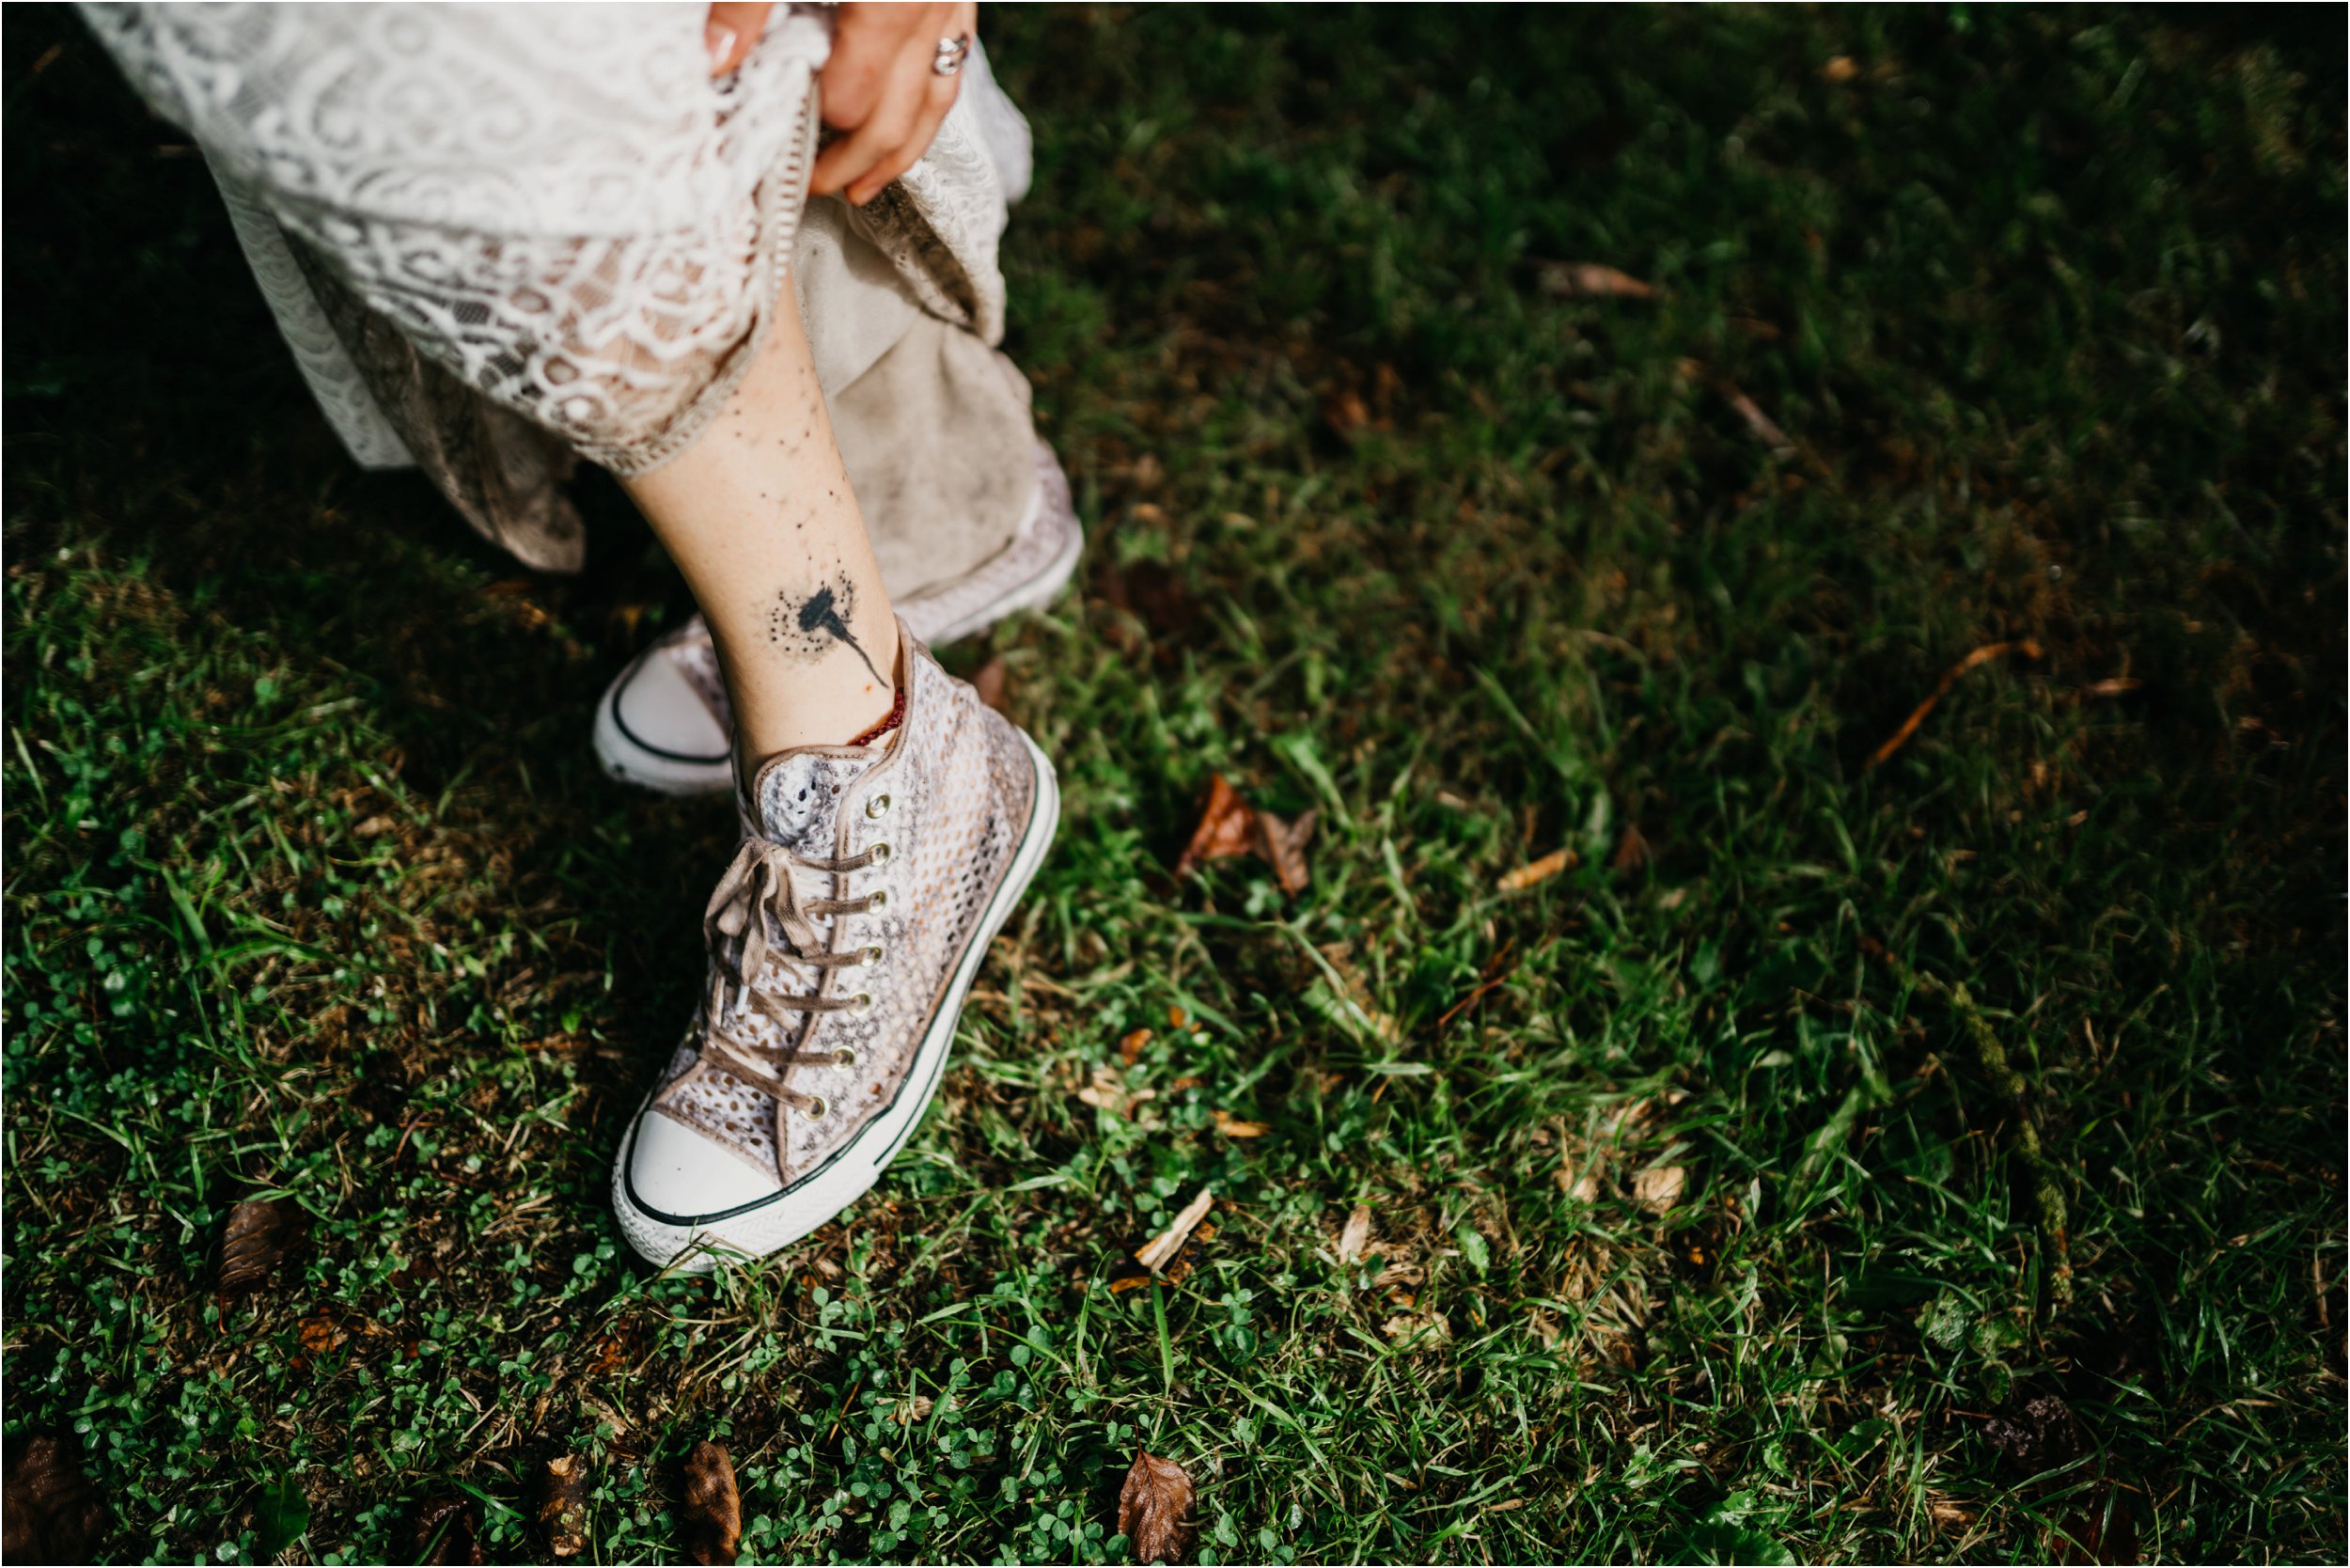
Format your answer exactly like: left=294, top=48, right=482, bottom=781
left=867, top=889, right=888, bottom=911
left=869, top=841, right=892, bottom=866
left=865, top=792, right=892, bottom=820
left=853, top=992, right=874, bottom=1012
left=805, top=1095, right=828, bottom=1121
left=833, top=1046, right=858, bottom=1069
left=862, top=945, right=885, bottom=966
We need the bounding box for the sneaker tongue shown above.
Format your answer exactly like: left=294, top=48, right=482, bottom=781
left=754, top=747, right=878, bottom=855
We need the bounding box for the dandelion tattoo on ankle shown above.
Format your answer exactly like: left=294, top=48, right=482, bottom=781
left=768, top=573, right=885, bottom=684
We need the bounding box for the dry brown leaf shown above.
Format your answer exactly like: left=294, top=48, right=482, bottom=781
left=1119, top=1027, right=1153, bottom=1066
left=218, top=1198, right=306, bottom=1296
left=1076, top=1065, right=1156, bottom=1118
left=1324, top=386, right=1371, bottom=434
left=1865, top=639, right=2045, bottom=772
left=1, top=1433, right=104, bottom=1563
left=971, top=655, right=1010, bottom=713
left=2082, top=677, right=2141, bottom=699
left=1612, top=823, right=1653, bottom=873
left=1117, top=1452, right=1196, bottom=1564
left=1633, top=1165, right=1687, bottom=1213
left=1928, top=1497, right=1979, bottom=1531
left=297, top=1310, right=350, bottom=1357
left=1338, top=1204, right=1372, bottom=1263
left=1212, top=1109, right=1271, bottom=1138
left=1254, top=806, right=1318, bottom=896
left=1174, top=775, right=1258, bottom=876
left=1108, top=1219, right=1215, bottom=1294
left=1717, top=382, right=1795, bottom=454
left=1498, top=847, right=1575, bottom=892
left=1559, top=1169, right=1603, bottom=1204
left=353, top=815, right=397, bottom=839
left=413, top=1495, right=486, bottom=1565
left=1540, top=261, right=1658, bottom=299
left=1174, top=775, right=1316, bottom=895
left=1820, top=55, right=1860, bottom=83
left=892, top=1395, right=936, bottom=1426
left=1381, top=1309, right=1451, bottom=1345
left=1136, top=1188, right=1215, bottom=1272
left=538, top=1453, right=589, bottom=1558
left=679, top=1441, right=742, bottom=1566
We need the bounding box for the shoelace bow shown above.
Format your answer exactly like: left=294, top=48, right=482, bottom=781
left=697, top=835, right=885, bottom=1117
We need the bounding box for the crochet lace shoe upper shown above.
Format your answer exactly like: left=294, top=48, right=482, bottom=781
left=612, top=625, right=1058, bottom=1269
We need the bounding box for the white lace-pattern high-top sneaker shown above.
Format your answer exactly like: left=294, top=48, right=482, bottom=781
left=594, top=439, right=1081, bottom=796
left=611, top=623, right=1058, bottom=1270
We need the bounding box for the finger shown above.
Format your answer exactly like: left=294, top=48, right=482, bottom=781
left=704, top=1, right=770, bottom=75
left=846, top=72, right=959, bottom=206
left=811, top=66, right=929, bottom=198
left=817, top=14, right=903, bottom=130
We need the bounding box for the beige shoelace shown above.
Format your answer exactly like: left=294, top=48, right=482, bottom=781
left=696, top=835, right=885, bottom=1121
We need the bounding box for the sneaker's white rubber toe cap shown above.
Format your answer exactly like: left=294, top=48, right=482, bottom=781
left=612, top=1105, right=787, bottom=1273
left=627, top=1110, right=779, bottom=1216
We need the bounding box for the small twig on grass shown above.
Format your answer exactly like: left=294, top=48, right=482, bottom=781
left=1865, top=938, right=2073, bottom=1309
left=1864, top=638, right=2044, bottom=772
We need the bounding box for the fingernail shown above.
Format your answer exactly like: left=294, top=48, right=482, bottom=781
left=704, top=23, right=737, bottom=71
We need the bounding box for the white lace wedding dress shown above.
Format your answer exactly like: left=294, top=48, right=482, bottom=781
left=81, top=2, right=1042, bottom=577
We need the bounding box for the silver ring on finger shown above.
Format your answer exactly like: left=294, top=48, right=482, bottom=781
left=932, top=33, right=971, bottom=76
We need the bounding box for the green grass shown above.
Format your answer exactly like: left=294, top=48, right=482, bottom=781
left=6, top=5, right=2343, bottom=1563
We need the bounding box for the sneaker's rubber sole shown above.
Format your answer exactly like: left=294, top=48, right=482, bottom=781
left=609, top=733, right=1060, bottom=1272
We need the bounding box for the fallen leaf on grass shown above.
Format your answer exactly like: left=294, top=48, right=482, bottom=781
left=1137, top=1188, right=1215, bottom=1272
left=1540, top=261, right=1657, bottom=299
left=1865, top=639, right=2045, bottom=772
left=218, top=1198, right=306, bottom=1296
left=1820, top=55, right=1860, bottom=83
left=1174, top=775, right=1317, bottom=896
left=1717, top=381, right=1795, bottom=455
left=1612, top=823, right=1653, bottom=873
left=1381, top=1309, right=1452, bottom=1345
left=1076, top=1064, right=1156, bottom=1118
left=971, top=655, right=1009, bottom=713
left=412, top=1496, right=486, bottom=1565
left=1338, top=1204, right=1372, bottom=1263
left=1108, top=1220, right=1215, bottom=1294
left=679, top=1442, right=742, bottom=1566
left=1, top=1433, right=104, bottom=1562
left=2081, top=676, right=2141, bottom=699
left=1926, top=1497, right=1979, bottom=1531
left=1117, top=1452, right=1196, bottom=1565
left=1324, top=386, right=1372, bottom=435
left=1498, top=847, right=1575, bottom=892
left=1633, top=1165, right=1687, bottom=1213
left=538, top=1453, right=590, bottom=1558
left=1119, top=1027, right=1153, bottom=1065
left=1211, top=1109, right=1271, bottom=1138
left=1111, top=1189, right=1218, bottom=1294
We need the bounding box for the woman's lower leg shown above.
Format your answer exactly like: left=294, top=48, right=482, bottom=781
left=621, top=289, right=899, bottom=763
